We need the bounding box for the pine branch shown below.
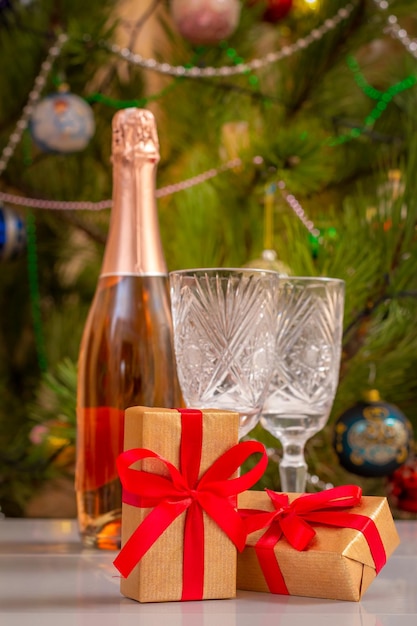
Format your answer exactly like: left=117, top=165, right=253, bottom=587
left=56, top=211, right=106, bottom=246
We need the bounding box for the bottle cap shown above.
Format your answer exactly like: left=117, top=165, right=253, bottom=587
left=362, top=389, right=381, bottom=403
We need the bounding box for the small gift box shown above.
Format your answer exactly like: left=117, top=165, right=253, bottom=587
left=113, top=406, right=267, bottom=603
left=237, top=487, right=400, bottom=602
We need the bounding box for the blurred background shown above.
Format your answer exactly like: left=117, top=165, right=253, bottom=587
left=1, top=0, right=417, bottom=519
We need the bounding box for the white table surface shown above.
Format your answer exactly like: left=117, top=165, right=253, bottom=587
left=0, top=518, right=416, bottom=626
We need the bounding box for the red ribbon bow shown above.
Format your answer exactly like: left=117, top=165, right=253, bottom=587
left=113, top=408, right=268, bottom=601
left=240, top=485, right=387, bottom=595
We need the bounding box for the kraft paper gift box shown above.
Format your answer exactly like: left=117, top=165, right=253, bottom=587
left=113, top=406, right=267, bottom=603
left=237, top=487, right=400, bottom=602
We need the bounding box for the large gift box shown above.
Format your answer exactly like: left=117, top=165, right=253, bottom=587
left=113, top=406, right=267, bottom=603
left=237, top=487, right=400, bottom=602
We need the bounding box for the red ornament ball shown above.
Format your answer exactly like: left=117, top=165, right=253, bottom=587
left=387, top=458, right=417, bottom=513
left=171, top=0, right=241, bottom=46
left=264, top=0, right=293, bottom=23
left=248, top=0, right=293, bottom=23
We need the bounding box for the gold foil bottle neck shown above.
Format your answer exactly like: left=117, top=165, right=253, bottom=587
left=100, top=108, right=167, bottom=277
left=112, top=108, right=160, bottom=164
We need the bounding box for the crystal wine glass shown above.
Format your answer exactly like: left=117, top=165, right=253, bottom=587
left=169, top=268, right=279, bottom=438
left=260, top=276, right=345, bottom=492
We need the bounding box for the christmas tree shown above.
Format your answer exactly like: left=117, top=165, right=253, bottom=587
left=1, top=0, right=417, bottom=517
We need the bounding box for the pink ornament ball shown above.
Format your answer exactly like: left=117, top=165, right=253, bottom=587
left=171, top=0, right=241, bottom=45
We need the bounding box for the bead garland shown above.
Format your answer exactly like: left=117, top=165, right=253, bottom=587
left=277, top=181, right=319, bottom=236
left=0, top=3, right=415, bottom=182
left=0, top=157, right=243, bottom=209
left=5, top=52, right=416, bottom=228
left=1, top=0, right=414, bottom=379
left=0, top=3, right=357, bottom=183
left=328, top=60, right=417, bottom=146
left=0, top=2, right=415, bottom=235
left=0, top=158, right=318, bottom=235
left=0, top=191, right=112, bottom=211
left=103, top=3, right=357, bottom=78
left=85, top=77, right=182, bottom=110
left=0, top=33, right=68, bottom=178
left=373, top=0, right=417, bottom=59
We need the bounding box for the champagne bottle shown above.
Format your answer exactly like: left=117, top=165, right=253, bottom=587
left=75, top=108, right=180, bottom=550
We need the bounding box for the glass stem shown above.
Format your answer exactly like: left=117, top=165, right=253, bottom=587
left=279, top=440, right=308, bottom=493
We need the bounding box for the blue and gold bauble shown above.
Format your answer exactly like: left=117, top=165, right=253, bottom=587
left=333, top=390, right=413, bottom=477
left=0, top=204, right=26, bottom=260
left=29, top=87, right=95, bottom=153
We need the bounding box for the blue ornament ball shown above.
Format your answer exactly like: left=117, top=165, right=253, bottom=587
left=30, top=91, right=95, bottom=153
left=0, top=205, right=26, bottom=260
left=333, top=390, right=413, bottom=478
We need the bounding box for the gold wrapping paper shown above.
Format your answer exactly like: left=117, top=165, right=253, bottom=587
left=237, top=491, right=400, bottom=602
left=119, top=406, right=239, bottom=603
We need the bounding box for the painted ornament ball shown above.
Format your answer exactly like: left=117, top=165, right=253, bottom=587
left=0, top=205, right=26, bottom=261
left=333, top=391, right=413, bottom=478
left=171, top=0, right=241, bottom=45
left=30, top=92, right=95, bottom=153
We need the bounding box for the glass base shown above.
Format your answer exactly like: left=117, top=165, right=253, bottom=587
left=77, top=482, right=122, bottom=550
left=79, top=514, right=121, bottom=550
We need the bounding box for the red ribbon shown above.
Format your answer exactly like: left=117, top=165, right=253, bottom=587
left=113, top=408, right=268, bottom=601
left=240, top=485, right=387, bottom=595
